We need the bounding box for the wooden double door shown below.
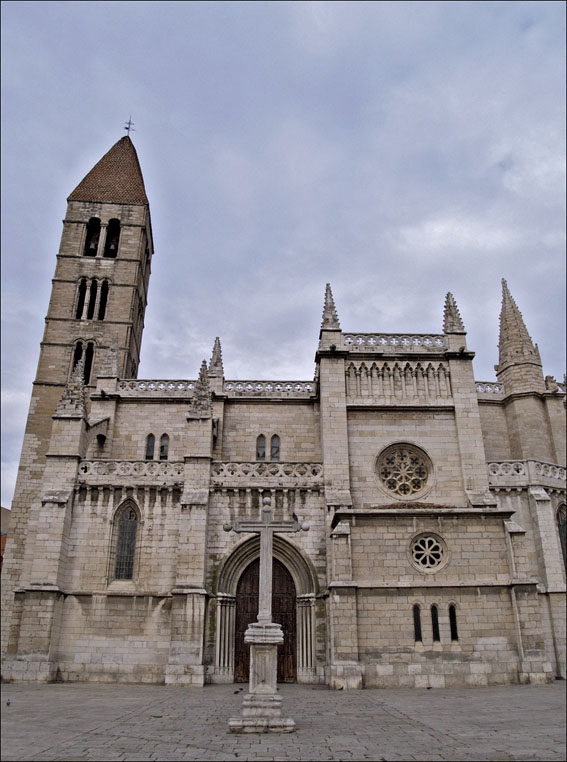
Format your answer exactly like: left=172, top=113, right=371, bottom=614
left=234, top=558, right=297, bottom=682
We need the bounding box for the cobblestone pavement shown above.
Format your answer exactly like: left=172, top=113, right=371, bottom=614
left=1, top=681, right=565, bottom=761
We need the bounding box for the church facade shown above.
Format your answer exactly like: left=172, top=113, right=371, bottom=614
left=2, top=137, right=565, bottom=689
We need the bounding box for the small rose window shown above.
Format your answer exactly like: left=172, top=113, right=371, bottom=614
left=377, top=444, right=431, bottom=497
left=409, top=534, right=447, bottom=573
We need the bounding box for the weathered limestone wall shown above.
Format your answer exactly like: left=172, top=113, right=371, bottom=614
left=53, top=594, right=171, bottom=683
left=347, top=410, right=466, bottom=507
left=478, top=401, right=511, bottom=460
left=349, top=515, right=510, bottom=584
left=358, top=587, right=520, bottom=688
left=220, top=402, right=321, bottom=462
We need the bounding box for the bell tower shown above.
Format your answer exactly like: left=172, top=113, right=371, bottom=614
left=2, top=137, right=154, bottom=670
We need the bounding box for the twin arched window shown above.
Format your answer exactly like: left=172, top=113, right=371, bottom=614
left=256, top=434, right=280, bottom=462
left=146, top=433, right=169, bottom=461
left=413, top=603, right=458, bottom=643
left=75, top=278, right=109, bottom=320
left=83, top=218, right=120, bottom=257
left=71, top=341, right=95, bottom=384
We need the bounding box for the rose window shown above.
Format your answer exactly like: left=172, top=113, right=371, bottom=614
left=410, top=534, right=447, bottom=572
left=377, top=445, right=431, bottom=497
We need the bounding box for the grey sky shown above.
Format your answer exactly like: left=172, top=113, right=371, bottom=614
left=1, top=1, right=565, bottom=508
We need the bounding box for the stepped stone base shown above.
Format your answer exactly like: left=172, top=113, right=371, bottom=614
left=229, top=693, right=296, bottom=733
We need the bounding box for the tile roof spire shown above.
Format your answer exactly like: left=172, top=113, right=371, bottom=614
left=68, top=136, right=148, bottom=205
left=443, top=292, right=465, bottom=333
left=321, top=283, right=340, bottom=331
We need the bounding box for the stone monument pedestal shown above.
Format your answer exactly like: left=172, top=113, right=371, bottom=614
left=229, top=622, right=296, bottom=733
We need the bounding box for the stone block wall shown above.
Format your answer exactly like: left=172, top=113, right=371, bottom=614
left=347, top=410, right=466, bottom=508
left=358, top=587, right=521, bottom=688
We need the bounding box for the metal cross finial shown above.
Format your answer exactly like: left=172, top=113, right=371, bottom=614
left=124, top=116, right=135, bottom=136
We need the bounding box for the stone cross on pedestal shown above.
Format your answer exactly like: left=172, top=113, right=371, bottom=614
left=225, top=495, right=309, bottom=733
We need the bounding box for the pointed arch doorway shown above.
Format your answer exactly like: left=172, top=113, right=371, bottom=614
left=234, top=558, right=297, bottom=682
left=214, top=535, right=318, bottom=684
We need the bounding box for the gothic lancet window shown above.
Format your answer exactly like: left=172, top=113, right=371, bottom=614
left=145, top=434, right=155, bottom=460
left=431, top=604, right=440, bottom=642
left=114, top=505, right=138, bottom=580
left=256, top=435, right=266, bottom=461
left=75, top=278, right=87, bottom=319
left=449, top=604, right=459, bottom=641
left=103, top=219, right=120, bottom=258
left=98, top=280, right=109, bottom=320
left=71, top=341, right=94, bottom=384
left=159, top=434, right=169, bottom=461
left=557, top=504, right=567, bottom=572
left=270, top=434, right=280, bottom=462
left=86, top=280, right=98, bottom=319
left=83, top=218, right=100, bottom=257
left=413, top=604, right=422, bottom=642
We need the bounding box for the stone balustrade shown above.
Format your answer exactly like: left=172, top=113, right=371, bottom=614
left=487, top=460, right=566, bottom=489
left=343, top=334, right=446, bottom=353
left=117, top=380, right=195, bottom=396
left=223, top=381, right=314, bottom=397
left=476, top=381, right=504, bottom=395
left=113, top=379, right=315, bottom=399
left=78, top=460, right=184, bottom=484
left=211, top=461, right=323, bottom=488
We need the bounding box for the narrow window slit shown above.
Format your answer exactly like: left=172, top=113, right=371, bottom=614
left=145, top=434, right=155, bottom=460
left=449, top=604, right=459, bottom=641
left=431, top=605, right=440, bottom=642
left=413, top=604, right=422, bottom=642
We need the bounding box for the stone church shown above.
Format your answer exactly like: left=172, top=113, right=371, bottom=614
left=2, top=136, right=565, bottom=689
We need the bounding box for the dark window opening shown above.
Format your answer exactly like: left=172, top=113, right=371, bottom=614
left=256, top=434, right=266, bottom=461
left=160, top=434, right=169, bottom=461
left=115, top=507, right=138, bottom=580
left=98, top=280, right=109, bottom=320
left=449, top=604, right=459, bottom=641
left=270, top=434, right=280, bottom=462
left=431, top=605, right=440, bottom=642
left=413, top=604, right=422, bottom=642
left=75, top=278, right=87, bottom=319
left=83, top=342, right=94, bottom=384
left=83, top=218, right=100, bottom=257
left=86, top=280, right=98, bottom=320
left=557, top=505, right=567, bottom=572
left=145, top=434, right=155, bottom=460
left=104, top=219, right=120, bottom=258
left=72, top=342, right=83, bottom=370
left=72, top=341, right=94, bottom=384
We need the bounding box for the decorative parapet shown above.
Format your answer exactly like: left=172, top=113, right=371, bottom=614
left=78, top=460, right=184, bottom=484
left=346, top=361, right=452, bottom=403
left=114, top=379, right=316, bottom=399
left=117, top=380, right=195, bottom=397
left=343, top=334, right=446, bottom=353
left=488, top=460, right=566, bottom=489
left=223, top=381, right=314, bottom=398
left=476, top=381, right=503, bottom=394
left=210, top=462, right=323, bottom=489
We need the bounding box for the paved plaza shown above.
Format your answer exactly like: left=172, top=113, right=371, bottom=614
left=1, top=681, right=565, bottom=761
